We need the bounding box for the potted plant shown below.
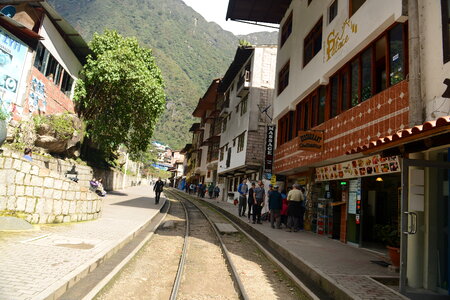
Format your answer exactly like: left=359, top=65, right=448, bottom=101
left=0, top=106, right=9, bottom=147
left=375, top=224, right=400, bottom=267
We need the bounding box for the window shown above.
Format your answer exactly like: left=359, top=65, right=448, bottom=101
left=222, top=116, right=227, bottom=132
left=330, top=75, right=339, bottom=118
left=375, top=37, right=387, bottom=93
left=361, top=48, right=372, bottom=101
left=350, top=0, right=366, bottom=16
left=318, top=86, right=326, bottom=124
left=281, top=12, right=293, bottom=47
left=389, top=23, right=405, bottom=84
left=303, top=18, right=322, bottom=66
left=237, top=132, right=245, bottom=152
left=278, top=61, right=290, bottom=95
left=219, top=147, right=224, bottom=161
left=240, top=94, right=248, bottom=116
left=328, top=0, right=338, bottom=24
left=442, top=0, right=450, bottom=63
left=350, top=59, right=359, bottom=107
left=33, top=42, right=74, bottom=94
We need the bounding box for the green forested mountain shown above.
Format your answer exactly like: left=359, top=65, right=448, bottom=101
left=49, top=0, right=277, bottom=149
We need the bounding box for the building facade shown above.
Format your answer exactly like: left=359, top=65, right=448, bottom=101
left=0, top=1, right=89, bottom=120
left=217, top=45, right=277, bottom=202
left=227, top=0, right=450, bottom=297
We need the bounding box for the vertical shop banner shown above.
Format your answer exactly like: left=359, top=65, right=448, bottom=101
left=0, top=27, right=28, bottom=112
left=264, top=125, right=275, bottom=174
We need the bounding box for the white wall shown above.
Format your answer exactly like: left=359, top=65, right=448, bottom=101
left=39, top=17, right=82, bottom=80
left=419, top=1, right=450, bottom=120
left=274, top=0, right=405, bottom=121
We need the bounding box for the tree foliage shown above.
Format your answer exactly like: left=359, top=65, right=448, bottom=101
left=75, top=30, right=166, bottom=155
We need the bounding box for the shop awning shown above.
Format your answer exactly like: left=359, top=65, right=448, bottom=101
left=226, top=0, right=292, bottom=24
left=347, top=116, right=450, bottom=156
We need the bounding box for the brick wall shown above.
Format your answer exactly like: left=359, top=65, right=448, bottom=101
left=23, top=67, right=75, bottom=117
left=274, top=80, right=409, bottom=173
left=245, top=124, right=266, bottom=165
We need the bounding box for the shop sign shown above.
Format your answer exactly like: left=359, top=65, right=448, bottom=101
left=270, top=175, right=277, bottom=185
left=298, top=130, right=323, bottom=152
left=0, top=27, right=29, bottom=116
left=316, top=155, right=400, bottom=182
left=325, top=19, right=358, bottom=61
left=264, top=125, right=275, bottom=173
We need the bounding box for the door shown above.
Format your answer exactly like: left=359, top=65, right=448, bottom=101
left=401, top=152, right=450, bottom=298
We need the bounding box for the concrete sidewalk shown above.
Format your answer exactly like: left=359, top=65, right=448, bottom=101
left=0, top=185, right=165, bottom=300
left=187, top=191, right=407, bottom=300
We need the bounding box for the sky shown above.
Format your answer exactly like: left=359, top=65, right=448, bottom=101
left=181, top=0, right=277, bottom=35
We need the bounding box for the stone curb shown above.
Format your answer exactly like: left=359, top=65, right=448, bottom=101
left=34, top=197, right=167, bottom=300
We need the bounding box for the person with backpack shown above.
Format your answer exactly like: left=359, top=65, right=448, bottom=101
left=153, top=177, right=164, bottom=204
left=237, top=178, right=248, bottom=217
left=252, top=180, right=265, bottom=224
left=213, top=185, right=220, bottom=198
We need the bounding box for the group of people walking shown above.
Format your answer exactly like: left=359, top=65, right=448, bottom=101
left=238, top=179, right=306, bottom=231
left=186, top=182, right=220, bottom=199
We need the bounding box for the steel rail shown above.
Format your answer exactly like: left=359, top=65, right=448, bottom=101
left=165, top=190, right=249, bottom=300
left=168, top=194, right=189, bottom=300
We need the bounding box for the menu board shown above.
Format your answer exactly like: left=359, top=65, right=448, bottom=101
left=315, top=155, right=400, bottom=181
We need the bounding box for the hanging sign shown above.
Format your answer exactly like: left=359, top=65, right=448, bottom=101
left=298, top=130, right=323, bottom=152
left=264, top=125, right=276, bottom=173
left=316, top=155, right=400, bottom=181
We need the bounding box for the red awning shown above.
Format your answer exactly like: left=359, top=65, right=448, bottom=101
left=347, top=116, right=450, bottom=155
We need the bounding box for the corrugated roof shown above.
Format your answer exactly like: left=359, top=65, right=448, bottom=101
left=347, top=116, right=450, bottom=155
left=226, top=0, right=291, bottom=24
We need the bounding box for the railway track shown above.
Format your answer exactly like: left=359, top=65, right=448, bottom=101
left=84, top=190, right=316, bottom=299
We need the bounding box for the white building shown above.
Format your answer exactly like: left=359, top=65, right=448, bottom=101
left=217, top=45, right=277, bottom=202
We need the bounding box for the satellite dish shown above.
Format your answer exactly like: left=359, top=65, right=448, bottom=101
left=1, top=6, right=16, bottom=18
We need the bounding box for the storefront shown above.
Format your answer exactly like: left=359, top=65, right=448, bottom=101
left=347, top=116, right=450, bottom=297
left=315, top=155, right=401, bottom=250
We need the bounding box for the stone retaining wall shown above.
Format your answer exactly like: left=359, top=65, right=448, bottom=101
left=0, top=150, right=102, bottom=224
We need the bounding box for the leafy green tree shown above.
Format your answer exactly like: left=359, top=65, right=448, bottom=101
left=75, top=30, right=166, bottom=155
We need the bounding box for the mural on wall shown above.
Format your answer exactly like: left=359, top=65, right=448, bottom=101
left=0, top=26, right=29, bottom=117
left=29, top=77, right=47, bottom=113
left=325, top=19, right=358, bottom=61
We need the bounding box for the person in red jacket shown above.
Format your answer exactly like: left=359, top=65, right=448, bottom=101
left=280, top=189, right=289, bottom=228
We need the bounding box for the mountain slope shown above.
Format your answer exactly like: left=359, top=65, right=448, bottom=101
left=238, top=31, right=279, bottom=45
left=49, top=0, right=277, bottom=149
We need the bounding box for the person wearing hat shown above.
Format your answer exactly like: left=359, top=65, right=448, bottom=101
left=268, top=185, right=282, bottom=229
left=286, top=183, right=305, bottom=232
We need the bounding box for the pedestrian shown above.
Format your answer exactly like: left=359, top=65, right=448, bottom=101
left=153, top=177, right=164, bottom=204
left=268, top=185, right=282, bottom=229
left=208, top=183, right=214, bottom=198
left=247, top=182, right=256, bottom=222
left=280, top=189, right=288, bottom=228
left=253, top=180, right=265, bottom=224
left=189, top=183, right=195, bottom=194
left=197, top=182, right=203, bottom=197
left=23, top=148, right=33, bottom=162
left=237, top=178, right=248, bottom=217
left=201, top=184, right=207, bottom=198
left=286, top=184, right=304, bottom=232
left=214, top=185, right=220, bottom=199
left=299, top=187, right=307, bottom=230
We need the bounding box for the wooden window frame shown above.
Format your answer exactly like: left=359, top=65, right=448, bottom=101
left=278, top=60, right=290, bottom=95
left=280, top=12, right=293, bottom=48
left=237, top=132, right=246, bottom=153
left=349, top=0, right=367, bottom=17
left=442, top=0, right=450, bottom=63
left=328, top=0, right=338, bottom=24
left=303, top=17, right=323, bottom=67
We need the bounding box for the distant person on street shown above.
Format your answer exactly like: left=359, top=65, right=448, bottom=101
left=153, top=177, right=164, bottom=204
left=247, top=182, right=256, bottom=222
left=268, top=185, right=282, bottom=229
left=96, top=178, right=107, bottom=197
left=208, top=183, right=214, bottom=198
left=253, top=180, right=265, bottom=224
left=23, top=148, right=33, bottom=162
left=213, top=185, right=220, bottom=199
left=286, top=184, right=304, bottom=232
left=299, top=187, right=307, bottom=230
left=280, top=189, right=289, bottom=228
left=237, top=178, right=248, bottom=217
left=189, top=183, right=195, bottom=194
